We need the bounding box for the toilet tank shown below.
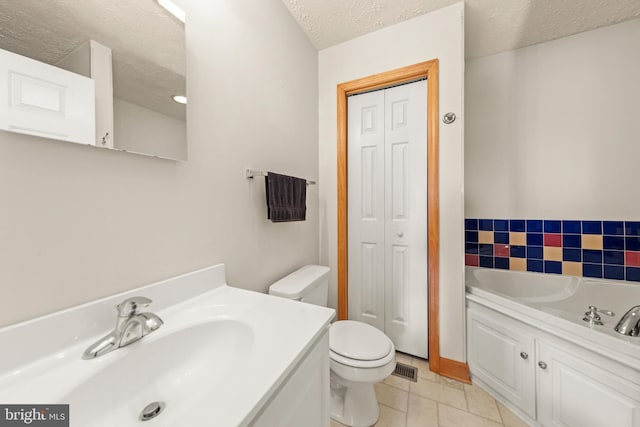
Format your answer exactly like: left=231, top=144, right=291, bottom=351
left=268, top=265, right=330, bottom=307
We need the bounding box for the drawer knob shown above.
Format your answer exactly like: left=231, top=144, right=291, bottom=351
left=538, top=361, right=548, bottom=370
left=520, top=352, right=528, bottom=360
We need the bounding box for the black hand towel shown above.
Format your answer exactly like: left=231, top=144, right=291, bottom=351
left=265, top=172, right=307, bottom=222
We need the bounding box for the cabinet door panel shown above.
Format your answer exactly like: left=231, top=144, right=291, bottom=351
left=537, top=340, right=640, bottom=427
left=467, top=308, right=536, bottom=418
left=0, top=48, right=95, bottom=145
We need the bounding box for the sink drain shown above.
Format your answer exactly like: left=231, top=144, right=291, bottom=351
left=140, top=401, right=165, bottom=421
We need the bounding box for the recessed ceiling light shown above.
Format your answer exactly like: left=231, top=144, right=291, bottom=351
left=157, top=0, right=186, bottom=23
left=172, top=95, right=187, bottom=105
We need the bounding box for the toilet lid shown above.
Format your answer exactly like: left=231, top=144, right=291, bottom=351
left=330, top=320, right=392, bottom=361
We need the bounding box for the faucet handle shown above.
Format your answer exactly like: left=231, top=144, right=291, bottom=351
left=117, top=296, right=152, bottom=317
left=583, top=306, right=615, bottom=326
left=588, top=306, right=615, bottom=317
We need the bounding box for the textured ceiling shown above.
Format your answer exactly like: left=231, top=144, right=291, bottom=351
left=0, top=0, right=185, bottom=119
left=282, top=0, right=640, bottom=58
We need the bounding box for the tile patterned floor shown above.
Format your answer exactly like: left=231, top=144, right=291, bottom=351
left=330, top=352, right=529, bottom=427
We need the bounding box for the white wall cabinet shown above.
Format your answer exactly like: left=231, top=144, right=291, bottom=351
left=0, top=48, right=95, bottom=145
left=467, top=302, right=640, bottom=427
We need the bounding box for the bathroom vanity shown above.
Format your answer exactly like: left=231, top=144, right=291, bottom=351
left=0, top=264, right=334, bottom=426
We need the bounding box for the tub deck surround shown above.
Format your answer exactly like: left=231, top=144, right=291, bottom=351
left=0, top=264, right=335, bottom=427
left=465, top=266, right=640, bottom=369
left=465, top=218, right=640, bottom=282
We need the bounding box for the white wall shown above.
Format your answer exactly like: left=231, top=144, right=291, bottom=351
left=318, top=3, right=466, bottom=362
left=466, top=18, right=640, bottom=220
left=113, top=97, right=187, bottom=160
left=0, top=0, right=318, bottom=327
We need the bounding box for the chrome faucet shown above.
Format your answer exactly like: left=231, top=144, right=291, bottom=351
left=615, top=305, right=640, bottom=337
left=82, top=296, right=163, bottom=359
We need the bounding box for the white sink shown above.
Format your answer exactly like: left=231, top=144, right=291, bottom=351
left=0, top=264, right=335, bottom=427
left=63, top=320, right=253, bottom=426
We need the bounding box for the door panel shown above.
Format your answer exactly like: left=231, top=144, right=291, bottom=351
left=537, top=340, right=640, bottom=427
left=347, top=79, right=428, bottom=358
left=348, top=90, right=385, bottom=330
left=384, top=80, right=428, bottom=358
left=467, top=307, right=536, bottom=418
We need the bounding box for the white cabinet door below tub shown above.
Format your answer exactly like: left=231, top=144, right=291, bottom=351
left=467, top=305, right=536, bottom=418
left=537, top=340, right=640, bottom=427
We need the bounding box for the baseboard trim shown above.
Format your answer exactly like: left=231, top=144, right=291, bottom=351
left=438, top=357, right=471, bottom=384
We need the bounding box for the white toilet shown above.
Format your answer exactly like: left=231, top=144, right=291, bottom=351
left=269, top=265, right=396, bottom=427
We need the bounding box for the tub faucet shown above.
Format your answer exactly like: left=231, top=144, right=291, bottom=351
left=82, top=296, right=163, bottom=359
left=615, top=305, right=640, bottom=337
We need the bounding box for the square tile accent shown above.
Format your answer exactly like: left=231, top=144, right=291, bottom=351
left=626, top=221, right=640, bottom=236
left=627, top=267, right=640, bottom=282
left=583, top=263, right=603, bottom=278
left=495, top=257, right=509, bottom=269
left=526, top=233, right=543, bottom=246
left=604, top=221, right=624, bottom=235
left=494, top=244, right=510, bottom=257
left=510, top=232, right=526, bottom=246
left=626, top=236, right=640, bottom=251
left=478, top=231, right=494, bottom=244
left=563, top=248, right=581, bottom=262
left=563, top=234, right=581, bottom=248
left=543, top=247, right=562, bottom=261
left=582, top=234, right=603, bottom=250
left=494, top=232, right=509, bottom=244
left=604, top=236, right=624, bottom=250
left=510, top=220, right=526, bottom=232
left=527, top=246, right=543, bottom=260
left=604, top=265, right=624, bottom=280
left=480, top=256, right=493, bottom=268
left=544, top=260, right=562, bottom=274
left=544, top=220, right=561, bottom=233
left=479, top=219, right=493, bottom=231
left=604, top=250, right=624, bottom=265
left=526, top=220, right=543, bottom=232
left=465, top=231, right=478, bottom=243
left=494, top=219, right=509, bottom=231
left=527, top=259, right=543, bottom=272
left=510, top=245, right=526, bottom=258
left=563, top=220, right=581, bottom=234
left=464, top=218, right=640, bottom=283
left=582, top=221, right=602, bottom=234
left=625, top=251, right=640, bottom=267
left=465, top=219, right=478, bottom=230
left=510, top=258, right=527, bottom=271
left=563, top=262, right=582, bottom=276
left=543, top=233, right=562, bottom=247
left=583, top=249, right=603, bottom=264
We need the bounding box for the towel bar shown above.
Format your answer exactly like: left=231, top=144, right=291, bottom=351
left=246, top=169, right=316, bottom=185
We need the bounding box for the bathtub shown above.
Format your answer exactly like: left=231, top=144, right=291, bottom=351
left=465, top=266, right=640, bottom=427
left=466, top=266, right=640, bottom=357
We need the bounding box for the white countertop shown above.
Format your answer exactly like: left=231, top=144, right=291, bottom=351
left=0, top=264, right=335, bottom=426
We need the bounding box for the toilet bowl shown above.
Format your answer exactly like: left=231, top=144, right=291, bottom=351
left=268, top=265, right=396, bottom=427
left=328, top=320, right=396, bottom=426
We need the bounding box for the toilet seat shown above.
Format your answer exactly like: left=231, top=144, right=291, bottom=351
left=329, top=320, right=394, bottom=368
left=329, top=348, right=395, bottom=369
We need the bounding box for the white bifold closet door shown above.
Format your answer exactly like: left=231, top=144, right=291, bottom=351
left=347, top=79, right=428, bottom=359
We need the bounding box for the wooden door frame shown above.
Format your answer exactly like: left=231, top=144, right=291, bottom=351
left=337, top=59, right=467, bottom=381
